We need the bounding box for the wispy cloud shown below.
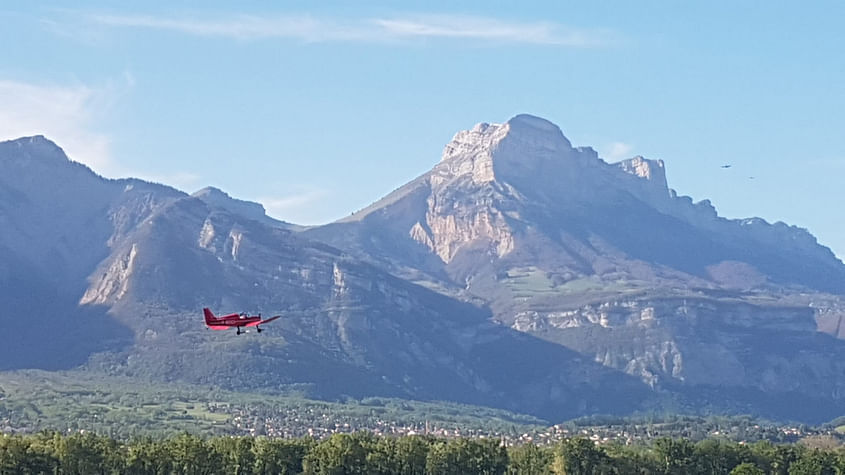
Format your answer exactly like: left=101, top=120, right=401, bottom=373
left=258, top=188, right=329, bottom=219
left=0, top=79, right=121, bottom=174
left=86, top=12, right=611, bottom=46
left=602, top=141, right=634, bottom=161
left=372, top=16, right=607, bottom=46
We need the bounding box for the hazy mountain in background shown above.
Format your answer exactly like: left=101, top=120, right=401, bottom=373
left=2, top=117, right=845, bottom=422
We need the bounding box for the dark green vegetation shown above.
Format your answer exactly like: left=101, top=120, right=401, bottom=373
left=0, top=371, right=544, bottom=440
left=2, top=431, right=845, bottom=474
left=2, top=371, right=843, bottom=451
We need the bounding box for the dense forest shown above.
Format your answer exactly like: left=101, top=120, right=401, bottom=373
left=2, top=431, right=844, bottom=474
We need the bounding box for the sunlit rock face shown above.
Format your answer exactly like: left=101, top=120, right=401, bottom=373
left=416, top=115, right=578, bottom=263
left=509, top=296, right=829, bottom=391
left=414, top=115, right=669, bottom=264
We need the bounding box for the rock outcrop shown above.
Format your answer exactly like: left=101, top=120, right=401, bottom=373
left=192, top=186, right=291, bottom=229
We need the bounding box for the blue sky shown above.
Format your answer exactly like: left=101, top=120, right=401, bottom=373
left=2, top=2, right=844, bottom=258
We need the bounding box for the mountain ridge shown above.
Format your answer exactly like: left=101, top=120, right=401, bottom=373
left=314, top=114, right=843, bottom=292
left=2, top=117, right=845, bottom=423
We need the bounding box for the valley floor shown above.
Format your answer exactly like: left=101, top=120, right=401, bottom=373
left=0, top=370, right=841, bottom=448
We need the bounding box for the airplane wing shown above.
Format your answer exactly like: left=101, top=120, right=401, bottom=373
left=245, top=315, right=281, bottom=327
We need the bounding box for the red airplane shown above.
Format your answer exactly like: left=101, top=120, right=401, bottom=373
left=203, top=308, right=280, bottom=335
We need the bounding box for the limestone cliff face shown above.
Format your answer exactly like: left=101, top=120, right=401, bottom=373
left=80, top=244, right=138, bottom=305
left=410, top=199, right=515, bottom=264
left=512, top=298, right=816, bottom=333
left=617, top=156, right=666, bottom=183
left=510, top=297, right=825, bottom=388
left=616, top=156, right=671, bottom=205
left=410, top=115, right=600, bottom=264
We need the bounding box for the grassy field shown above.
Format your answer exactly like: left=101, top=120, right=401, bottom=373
left=0, top=371, right=236, bottom=436
left=503, top=267, right=643, bottom=299
left=505, top=267, right=558, bottom=297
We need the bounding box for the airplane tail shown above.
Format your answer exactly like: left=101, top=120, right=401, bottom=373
left=203, top=308, right=218, bottom=325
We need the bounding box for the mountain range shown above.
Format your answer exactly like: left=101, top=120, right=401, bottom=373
left=2, top=115, right=844, bottom=423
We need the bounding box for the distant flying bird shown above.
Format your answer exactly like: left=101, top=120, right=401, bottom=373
left=720, top=164, right=732, bottom=169
left=748, top=176, right=755, bottom=180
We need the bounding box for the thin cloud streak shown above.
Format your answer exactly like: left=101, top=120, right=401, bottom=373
left=257, top=188, right=333, bottom=226
left=89, top=13, right=364, bottom=42
left=258, top=189, right=330, bottom=217
left=373, top=16, right=607, bottom=46
left=88, top=12, right=612, bottom=46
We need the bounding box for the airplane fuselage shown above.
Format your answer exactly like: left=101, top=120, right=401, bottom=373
left=203, top=308, right=280, bottom=333
left=208, top=314, right=261, bottom=328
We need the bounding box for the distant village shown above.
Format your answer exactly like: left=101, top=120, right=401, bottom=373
left=3, top=393, right=842, bottom=448
left=224, top=404, right=841, bottom=447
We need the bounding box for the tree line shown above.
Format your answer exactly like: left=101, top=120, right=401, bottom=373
left=1, top=431, right=843, bottom=474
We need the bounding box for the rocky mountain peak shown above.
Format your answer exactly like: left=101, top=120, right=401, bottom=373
left=0, top=135, right=71, bottom=166
left=193, top=186, right=236, bottom=201
left=9, top=134, right=61, bottom=150
left=191, top=186, right=295, bottom=230
left=440, top=114, right=573, bottom=162
left=503, top=114, right=573, bottom=150
left=436, top=114, right=585, bottom=187
left=192, top=186, right=267, bottom=221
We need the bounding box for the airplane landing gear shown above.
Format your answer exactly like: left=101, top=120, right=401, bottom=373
left=236, top=328, right=242, bottom=335
left=256, top=327, right=262, bottom=333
